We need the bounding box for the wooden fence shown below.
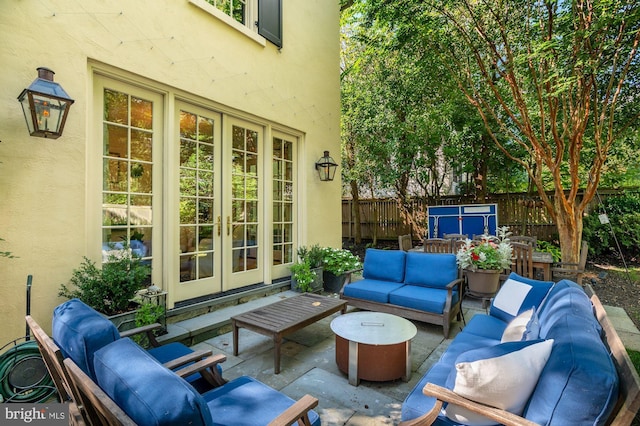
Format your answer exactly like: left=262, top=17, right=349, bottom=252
left=342, top=189, right=635, bottom=242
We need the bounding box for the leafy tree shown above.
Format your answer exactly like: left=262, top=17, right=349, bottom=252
left=363, top=0, right=640, bottom=263
left=340, top=3, right=514, bottom=237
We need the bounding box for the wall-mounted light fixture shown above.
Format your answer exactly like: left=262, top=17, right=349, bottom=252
left=315, top=150, right=338, bottom=181
left=18, top=67, right=74, bottom=139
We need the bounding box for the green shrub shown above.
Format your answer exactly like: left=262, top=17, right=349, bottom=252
left=583, top=193, right=640, bottom=258
left=536, top=241, right=561, bottom=262
left=297, top=244, right=324, bottom=268
left=59, top=249, right=151, bottom=315
left=133, top=302, right=165, bottom=347
left=289, top=261, right=317, bottom=292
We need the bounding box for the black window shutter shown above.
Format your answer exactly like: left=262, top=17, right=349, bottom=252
left=258, top=0, right=282, bottom=48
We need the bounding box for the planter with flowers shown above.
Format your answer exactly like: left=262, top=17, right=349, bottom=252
left=455, top=227, right=513, bottom=297
left=320, top=247, right=362, bottom=292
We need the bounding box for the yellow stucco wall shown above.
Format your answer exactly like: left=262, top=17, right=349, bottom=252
left=0, top=0, right=341, bottom=344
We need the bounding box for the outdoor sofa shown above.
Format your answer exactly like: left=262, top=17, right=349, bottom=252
left=339, top=249, right=463, bottom=338
left=400, top=273, right=640, bottom=425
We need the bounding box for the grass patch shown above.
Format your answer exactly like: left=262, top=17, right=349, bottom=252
left=629, top=348, right=640, bottom=375
left=609, top=267, right=640, bottom=282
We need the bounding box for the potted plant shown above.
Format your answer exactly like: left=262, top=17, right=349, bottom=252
left=321, top=247, right=362, bottom=292
left=59, top=244, right=151, bottom=321
left=289, top=261, right=321, bottom=292
left=289, top=245, right=324, bottom=292
left=456, top=227, right=513, bottom=297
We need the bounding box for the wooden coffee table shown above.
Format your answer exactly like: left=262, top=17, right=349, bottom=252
left=231, top=293, right=347, bottom=374
left=330, top=311, right=417, bottom=386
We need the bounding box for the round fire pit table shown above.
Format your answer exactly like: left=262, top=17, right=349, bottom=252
left=330, top=311, right=417, bottom=386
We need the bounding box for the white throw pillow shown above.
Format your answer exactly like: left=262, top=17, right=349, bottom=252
left=500, top=308, right=534, bottom=343
left=445, top=339, right=554, bottom=425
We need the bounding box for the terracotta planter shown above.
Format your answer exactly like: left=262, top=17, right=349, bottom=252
left=466, top=269, right=501, bottom=298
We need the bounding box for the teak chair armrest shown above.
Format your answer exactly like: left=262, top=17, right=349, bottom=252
left=174, top=353, right=227, bottom=388
left=162, top=349, right=214, bottom=370
left=268, top=394, right=319, bottom=426
left=119, top=323, right=163, bottom=347
left=398, top=383, right=539, bottom=426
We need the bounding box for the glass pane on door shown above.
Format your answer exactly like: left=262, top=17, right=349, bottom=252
left=231, top=125, right=259, bottom=273
left=179, top=111, right=217, bottom=282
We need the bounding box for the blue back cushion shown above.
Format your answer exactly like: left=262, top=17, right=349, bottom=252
left=524, top=280, right=618, bottom=425
left=404, top=252, right=458, bottom=288
left=93, top=338, right=212, bottom=426
left=52, top=299, right=119, bottom=379
left=362, top=249, right=406, bottom=283
left=489, top=273, right=554, bottom=323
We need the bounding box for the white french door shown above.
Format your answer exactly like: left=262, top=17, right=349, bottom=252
left=172, top=105, right=263, bottom=301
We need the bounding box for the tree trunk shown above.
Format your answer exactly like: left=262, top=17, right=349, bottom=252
left=553, top=203, right=582, bottom=265
left=350, top=180, right=362, bottom=244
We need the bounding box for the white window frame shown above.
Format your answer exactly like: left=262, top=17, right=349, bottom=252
left=189, top=0, right=265, bottom=47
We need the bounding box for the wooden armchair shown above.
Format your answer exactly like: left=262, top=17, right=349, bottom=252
left=67, top=337, right=320, bottom=426
left=423, top=238, right=453, bottom=253
left=52, top=298, right=226, bottom=392
left=510, top=242, right=534, bottom=279
left=551, top=241, right=588, bottom=285
left=26, top=316, right=85, bottom=426
left=399, top=234, right=413, bottom=251
left=443, top=233, right=468, bottom=241
left=510, top=235, right=537, bottom=249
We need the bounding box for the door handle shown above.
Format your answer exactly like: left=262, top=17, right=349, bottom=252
left=216, top=216, right=221, bottom=236
left=227, top=216, right=231, bottom=236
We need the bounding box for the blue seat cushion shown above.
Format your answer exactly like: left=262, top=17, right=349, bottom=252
left=362, top=249, right=406, bottom=282
left=202, top=376, right=321, bottom=426
left=404, top=253, right=458, bottom=289
left=389, top=286, right=459, bottom=315
left=343, top=279, right=405, bottom=303
left=94, top=338, right=212, bottom=426
left=458, top=314, right=507, bottom=341
left=489, top=273, right=554, bottom=323
left=52, top=298, right=119, bottom=379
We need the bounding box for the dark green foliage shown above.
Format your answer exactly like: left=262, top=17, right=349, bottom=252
left=59, top=251, right=151, bottom=315
left=133, top=303, right=165, bottom=348
left=583, top=193, right=640, bottom=259
left=536, top=241, right=562, bottom=262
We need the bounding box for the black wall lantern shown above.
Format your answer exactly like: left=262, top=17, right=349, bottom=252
left=315, top=150, right=338, bottom=181
left=18, top=67, right=75, bottom=139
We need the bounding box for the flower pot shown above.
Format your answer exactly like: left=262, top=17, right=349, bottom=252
left=465, top=269, right=501, bottom=298
left=323, top=271, right=347, bottom=293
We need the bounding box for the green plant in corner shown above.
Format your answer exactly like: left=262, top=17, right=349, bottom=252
left=133, top=302, right=165, bottom=347
left=59, top=245, right=151, bottom=315
left=297, top=244, right=324, bottom=268
left=289, top=261, right=317, bottom=292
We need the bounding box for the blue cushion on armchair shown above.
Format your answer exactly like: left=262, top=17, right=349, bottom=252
left=489, top=273, right=554, bottom=323
left=362, top=249, right=406, bottom=282
left=404, top=252, right=458, bottom=288
left=52, top=298, right=119, bottom=379
left=202, top=376, right=321, bottom=426
left=93, top=338, right=212, bottom=426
